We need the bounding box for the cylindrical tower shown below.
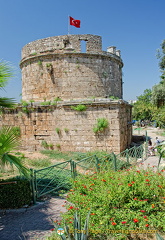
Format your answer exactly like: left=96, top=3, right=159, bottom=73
left=20, top=34, right=123, bottom=102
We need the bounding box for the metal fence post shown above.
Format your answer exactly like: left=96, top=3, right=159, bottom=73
left=134, top=146, right=138, bottom=162
left=70, top=160, right=74, bottom=178
left=30, top=168, right=36, bottom=205
left=72, top=161, right=77, bottom=179
left=112, top=152, right=117, bottom=171
left=126, top=149, right=129, bottom=164
left=158, top=153, right=163, bottom=169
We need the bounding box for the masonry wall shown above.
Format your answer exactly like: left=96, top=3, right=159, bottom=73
left=20, top=34, right=123, bottom=102
left=0, top=99, right=132, bottom=154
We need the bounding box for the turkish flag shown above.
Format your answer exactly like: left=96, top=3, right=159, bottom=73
left=70, top=16, right=81, bottom=28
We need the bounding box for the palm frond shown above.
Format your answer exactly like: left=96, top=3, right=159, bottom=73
left=1, top=153, right=30, bottom=178
left=0, top=97, right=16, bottom=108
left=0, top=126, right=20, bottom=156
left=0, top=60, right=14, bottom=88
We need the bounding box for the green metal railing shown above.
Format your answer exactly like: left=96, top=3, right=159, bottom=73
left=31, top=145, right=147, bottom=204
left=30, top=160, right=72, bottom=204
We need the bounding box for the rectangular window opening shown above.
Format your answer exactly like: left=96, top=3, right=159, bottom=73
left=81, top=40, right=87, bottom=53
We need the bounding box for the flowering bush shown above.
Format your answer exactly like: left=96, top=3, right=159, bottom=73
left=62, top=167, right=165, bottom=239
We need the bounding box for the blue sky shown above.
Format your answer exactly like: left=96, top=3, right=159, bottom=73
left=0, top=0, right=164, bottom=102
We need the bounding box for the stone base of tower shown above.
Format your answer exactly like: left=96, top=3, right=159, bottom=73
left=0, top=99, right=132, bottom=154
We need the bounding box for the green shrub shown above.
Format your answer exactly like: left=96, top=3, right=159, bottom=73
left=109, top=96, right=119, bottom=100
left=21, top=100, right=29, bottom=107
left=54, top=97, right=62, bottom=102
left=41, top=101, right=51, bottom=106
left=0, top=177, right=32, bottom=209
left=70, top=105, right=87, bottom=111
left=93, top=118, right=109, bottom=133
left=55, top=128, right=61, bottom=134
left=62, top=168, right=165, bottom=239
left=64, top=128, right=69, bottom=133
left=41, top=140, right=49, bottom=149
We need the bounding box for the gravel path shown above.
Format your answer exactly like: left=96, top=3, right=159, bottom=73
left=0, top=197, right=67, bottom=240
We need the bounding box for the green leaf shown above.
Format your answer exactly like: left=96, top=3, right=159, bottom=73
left=156, top=233, right=165, bottom=240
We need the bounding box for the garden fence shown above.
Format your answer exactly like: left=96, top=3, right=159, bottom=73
left=30, top=144, right=147, bottom=204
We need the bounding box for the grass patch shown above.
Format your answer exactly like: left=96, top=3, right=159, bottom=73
left=26, top=158, right=52, bottom=168
left=40, top=150, right=74, bottom=161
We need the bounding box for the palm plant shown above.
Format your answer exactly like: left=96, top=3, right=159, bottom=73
left=0, top=126, right=29, bottom=177
left=0, top=60, right=15, bottom=107
left=0, top=60, right=29, bottom=177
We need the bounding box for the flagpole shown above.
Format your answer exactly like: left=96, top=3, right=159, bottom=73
left=68, top=15, right=70, bottom=35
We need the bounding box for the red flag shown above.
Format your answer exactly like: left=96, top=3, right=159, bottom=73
left=70, top=16, right=81, bottom=28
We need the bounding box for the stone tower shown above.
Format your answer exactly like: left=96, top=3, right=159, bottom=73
left=0, top=34, right=132, bottom=153
left=20, top=34, right=123, bottom=102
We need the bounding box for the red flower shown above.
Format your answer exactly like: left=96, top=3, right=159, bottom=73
left=136, top=170, right=140, bottom=173
left=145, top=224, right=149, bottom=227
left=51, top=228, right=55, bottom=231
left=131, top=181, right=135, bottom=184
left=122, top=221, right=127, bottom=224
left=143, top=199, right=148, bottom=201
left=90, top=213, right=95, bottom=215
left=133, top=218, right=138, bottom=223
left=145, top=179, right=150, bottom=182
left=143, top=216, right=147, bottom=219
left=112, top=222, right=117, bottom=225
left=68, top=206, right=74, bottom=210
left=128, top=183, right=132, bottom=187
left=158, top=185, right=162, bottom=188
left=134, top=198, right=138, bottom=200
left=140, top=210, right=145, bottom=212
left=102, top=179, right=106, bottom=182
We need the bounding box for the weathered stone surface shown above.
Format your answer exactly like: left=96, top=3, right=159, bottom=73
left=0, top=100, right=132, bottom=154
left=20, top=34, right=123, bottom=102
